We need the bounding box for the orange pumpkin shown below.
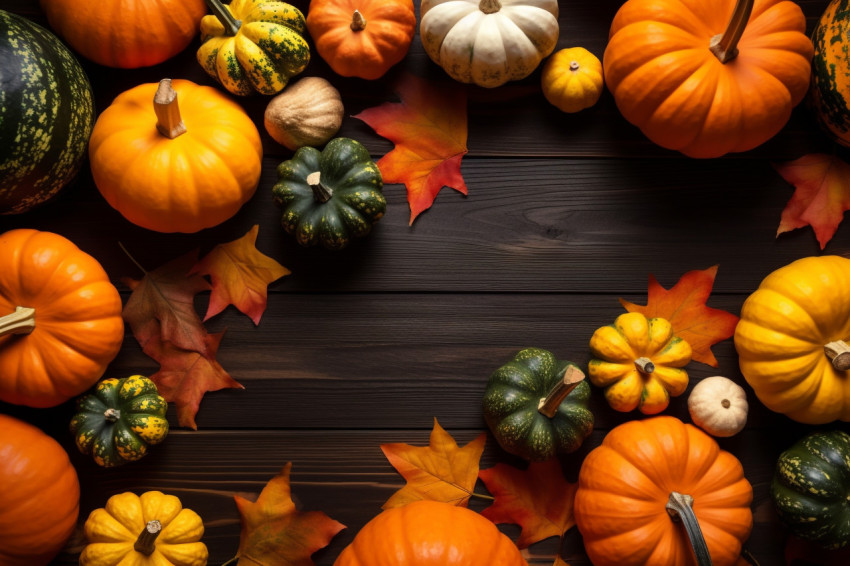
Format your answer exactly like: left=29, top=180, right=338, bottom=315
left=0, top=414, right=80, bottom=566
left=89, top=79, right=263, bottom=234
left=574, top=416, right=753, bottom=566
left=306, top=0, right=416, bottom=80
left=333, top=500, right=527, bottom=566
left=603, top=0, right=812, bottom=158
left=0, top=229, right=124, bottom=407
left=41, top=0, right=207, bottom=68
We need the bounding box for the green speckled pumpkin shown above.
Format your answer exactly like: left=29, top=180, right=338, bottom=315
left=0, top=10, right=94, bottom=214
left=811, top=0, right=850, bottom=146
left=483, top=347, right=594, bottom=461
left=70, top=375, right=169, bottom=468
left=273, top=137, right=386, bottom=250
left=771, top=430, right=850, bottom=549
left=197, top=0, right=310, bottom=96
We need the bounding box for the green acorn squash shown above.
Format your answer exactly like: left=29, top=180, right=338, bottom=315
left=483, top=347, right=594, bottom=461
left=811, top=0, right=850, bottom=146
left=272, top=137, right=386, bottom=250
left=771, top=430, right=850, bottom=549
left=0, top=10, right=94, bottom=214
left=70, top=375, right=169, bottom=468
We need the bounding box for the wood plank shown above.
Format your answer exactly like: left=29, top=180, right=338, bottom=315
left=3, top=158, right=843, bottom=294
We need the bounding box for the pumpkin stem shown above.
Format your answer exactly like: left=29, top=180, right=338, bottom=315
left=104, top=408, right=121, bottom=422
left=666, top=492, right=712, bottom=566
left=134, top=520, right=162, bottom=556
left=634, top=357, right=655, bottom=375
left=825, top=340, right=850, bottom=371
left=350, top=9, right=366, bottom=31
left=154, top=79, right=187, bottom=140
left=307, top=171, right=333, bottom=203
left=709, top=0, right=753, bottom=64
left=0, top=306, right=36, bottom=337
left=538, top=366, right=585, bottom=418
left=569, top=61, right=580, bottom=72
left=205, top=0, right=241, bottom=36
left=479, top=0, right=501, bottom=14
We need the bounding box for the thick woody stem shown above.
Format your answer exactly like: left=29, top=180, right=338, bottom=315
left=479, top=0, right=501, bottom=14
left=666, top=492, right=712, bottom=566
left=307, top=172, right=333, bottom=203
left=104, top=408, right=121, bottom=423
left=350, top=9, right=366, bottom=31
left=0, top=306, right=36, bottom=337
left=134, top=520, right=162, bottom=556
left=205, top=0, right=241, bottom=36
left=634, top=356, right=655, bottom=375
left=538, top=366, right=585, bottom=418
left=154, top=79, right=187, bottom=139
left=825, top=340, right=850, bottom=371
left=708, top=0, right=753, bottom=63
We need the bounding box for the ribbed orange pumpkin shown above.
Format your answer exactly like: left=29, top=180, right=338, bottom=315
left=603, top=0, right=813, bottom=158
left=89, top=79, right=263, bottom=233
left=0, top=229, right=124, bottom=407
left=575, top=416, right=753, bottom=566
left=333, top=500, right=527, bottom=566
left=0, top=414, right=80, bottom=566
left=306, top=0, right=416, bottom=80
left=41, top=0, right=207, bottom=68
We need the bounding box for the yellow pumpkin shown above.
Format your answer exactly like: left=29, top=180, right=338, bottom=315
left=541, top=47, right=604, bottom=113
left=79, top=491, right=207, bottom=566
left=589, top=312, right=692, bottom=414
left=734, top=255, right=850, bottom=424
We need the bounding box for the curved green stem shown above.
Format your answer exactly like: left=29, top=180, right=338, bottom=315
left=205, top=0, right=241, bottom=36
left=666, top=492, right=712, bottom=566
left=709, top=0, right=753, bottom=63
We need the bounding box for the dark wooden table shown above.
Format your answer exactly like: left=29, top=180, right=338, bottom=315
left=3, top=0, right=849, bottom=564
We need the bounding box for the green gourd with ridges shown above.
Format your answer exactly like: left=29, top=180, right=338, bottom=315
left=0, top=9, right=94, bottom=214
left=811, top=0, right=850, bottom=146
left=771, top=430, right=850, bottom=549
left=70, top=375, right=169, bottom=468
left=273, top=137, right=386, bottom=250
left=483, top=347, right=594, bottom=461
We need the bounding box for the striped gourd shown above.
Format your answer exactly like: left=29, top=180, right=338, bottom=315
left=0, top=10, right=94, bottom=214
left=811, top=0, right=850, bottom=146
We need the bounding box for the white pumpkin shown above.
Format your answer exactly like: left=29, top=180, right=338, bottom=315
left=420, top=0, right=559, bottom=88
left=688, top=376, right=749, bottom=438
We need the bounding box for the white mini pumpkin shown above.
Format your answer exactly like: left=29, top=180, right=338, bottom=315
left=688, top=376, right=748, bottom=437
left=420, top=0, right=559, bottom=88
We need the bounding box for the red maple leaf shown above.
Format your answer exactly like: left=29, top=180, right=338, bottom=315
left=620, top=266, right=739, bottom=367
left=774, top=153, right=850, bottom=249
left=354, top=72, right=468, bottom=224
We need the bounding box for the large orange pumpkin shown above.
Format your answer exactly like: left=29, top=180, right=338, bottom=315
left=306, top=0, right=416, bottom=80
left=333, top=500, right=527, bottom=566
left=603, top=0, right=813, bottom=158
left=0, top=414, right=80, bottom=566
left=574, top=416, right=753, bottom=566
left=41, top=0, right=207, bottom=68
left=89, top=79, right=263, bottom=233
left=0, top=229, right=124, bottom=407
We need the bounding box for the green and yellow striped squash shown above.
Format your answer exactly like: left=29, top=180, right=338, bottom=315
left=0, top=10, right=94, bottom=214
left=273, top=137, right=386, bottom=250
left=811, top=0, right=850, bottom=146
left=70, top=375, right=169, bottom=468
left=771, top=430, right=850, bottom=549
left=483, top=347, right=594, bottom=461
left=197, top=0, right=310, bottom=96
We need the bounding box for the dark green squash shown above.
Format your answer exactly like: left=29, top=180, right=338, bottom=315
left=272, top=137, right=386, bottom=250
left=0, top=10, right=94, bottom=214
left=70, top=375, right=169, bottom=468
left=811, top=0, right=850, bottom=146
left=483, top=347, right=594, bottom=461
left=771, top=430, right=850, bottom=549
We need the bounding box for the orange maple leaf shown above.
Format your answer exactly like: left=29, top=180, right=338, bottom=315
left=122, top=250, right=211, bottom=356
left=479, top=459, right=577, bottom=549
left=774, top=153, right=850, bottom=249
left=619, top=266, right=739, bottom=367
left=144, top=333, right=243, bottom=430
left=381, top=418, right=486, bottom=508
left=192, top=225, right=290, bottom=325
left=232, top=462, right=345, bottom=566
left=354, top=72, right=468, bottom=225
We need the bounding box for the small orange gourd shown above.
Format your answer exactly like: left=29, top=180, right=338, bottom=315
left=89, top=79, right=262, bottom=234
left=0, top=228, right=124, bottom=407
left=306, top=0, right=416, bottom=80
left=575, top=416, right=753, bottom=566
left=541, top=47, right=604, bottom=113
left=333, top=500, right=527, bottom=566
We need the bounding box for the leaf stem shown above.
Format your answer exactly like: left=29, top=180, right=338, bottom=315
left=119, top=241, right=148, bottom=275
left=221, top=556, right=240, bottom=566
left=470, top=491, right=495, bottom=501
